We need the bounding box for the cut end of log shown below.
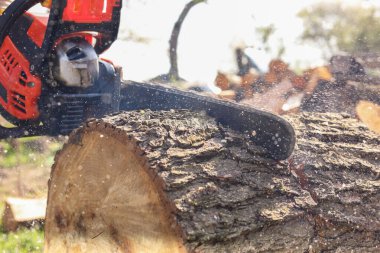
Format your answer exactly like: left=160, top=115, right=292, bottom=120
left=44, top=129, right=186, bottom=253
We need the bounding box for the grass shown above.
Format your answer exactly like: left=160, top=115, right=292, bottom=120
left=0, top=228, right=44, bottom=253
left=0, top=137, right=62, bottom=169
left=0, top=202, right=44, bottom=253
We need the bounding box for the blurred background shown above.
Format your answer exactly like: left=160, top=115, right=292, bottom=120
left=100, top=0, right=380, bottom=82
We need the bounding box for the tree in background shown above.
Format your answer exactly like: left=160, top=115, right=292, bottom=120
left=151, top=0, right=206, bottom=83
left=298, top=3, right=380, bottom=57
left=168, top=0, right=206, bottom=82
left=255, top=24, right=286, bottom=59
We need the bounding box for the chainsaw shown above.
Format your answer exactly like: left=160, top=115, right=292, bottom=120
left=0, top=0, right=295, bottom=160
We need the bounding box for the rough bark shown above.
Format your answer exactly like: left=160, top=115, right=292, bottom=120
left=44, top=110, right=379, bottom=253
left=285, top=113, right=379, bottom=252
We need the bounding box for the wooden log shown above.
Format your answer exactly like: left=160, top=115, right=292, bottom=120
left=44, top=110, right=380, bottom=252
left=2, top=197, right=46, bottom=232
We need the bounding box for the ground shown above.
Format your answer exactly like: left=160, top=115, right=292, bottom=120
left=0, top=134, right=64, bottom=252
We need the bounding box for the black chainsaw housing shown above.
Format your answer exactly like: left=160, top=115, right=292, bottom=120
left=39, top=60, right=121, bottom=136
left=0, top=60, right=120, bottom=137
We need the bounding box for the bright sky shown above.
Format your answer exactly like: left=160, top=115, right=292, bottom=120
left=32, top=0, right=380, bottom=83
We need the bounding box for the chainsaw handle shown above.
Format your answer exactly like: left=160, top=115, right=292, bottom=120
left=0, top=0, right=41, bottom=46
left=0, top=0, right=53, bottom=76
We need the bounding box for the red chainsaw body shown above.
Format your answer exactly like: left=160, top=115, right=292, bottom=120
left=0, top=0, right=121, bottom=121
left=0, top=15, right=44, bottom=120
left=63, top=0, right=121, bottom=23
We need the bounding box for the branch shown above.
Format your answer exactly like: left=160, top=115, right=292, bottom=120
left=168, top=0, right=206, bottom=82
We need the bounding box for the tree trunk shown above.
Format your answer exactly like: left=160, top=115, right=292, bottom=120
left=168, top=0, right=205, bottom=81
left=149, top=0, right=205, bottom=84
left=44, top=110, right=380, bottom=253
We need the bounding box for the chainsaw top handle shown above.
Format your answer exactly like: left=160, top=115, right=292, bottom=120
left=0, top=0, right=41, bottom=48
left=0, top=0, right=122, bottom=75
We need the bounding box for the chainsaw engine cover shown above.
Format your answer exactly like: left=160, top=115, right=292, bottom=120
left=53, top=38, right=99, bottom=88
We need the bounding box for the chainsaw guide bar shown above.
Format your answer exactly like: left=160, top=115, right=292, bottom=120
left=120, top=81, right=296, bottom=160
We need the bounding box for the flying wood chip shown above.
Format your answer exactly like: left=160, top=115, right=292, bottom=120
left=356, top=100, right=380, bottom=134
